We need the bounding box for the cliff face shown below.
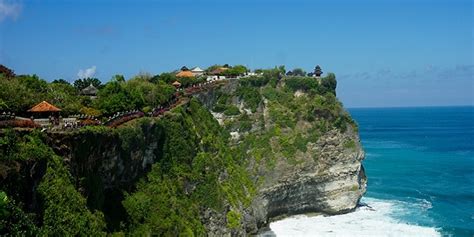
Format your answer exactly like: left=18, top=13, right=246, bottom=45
left=250, top=129, right=366, bottom=222
left=0, top=75, right=366, bottom=236
left=193, top=78, right=366, bottom=234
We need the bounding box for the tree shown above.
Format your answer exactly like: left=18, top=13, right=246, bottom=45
left=292, top=68, right=306, bottom=77
left=46, top=83, right=83, bottom=115
left=150, top=73, right=176, bottom=84
left=94, top=81, right=131, bottom=114
left=73, top=78, right=102, bottom=91
left=51, top=79, right=70, bottom=85
left=205, top=65, right=223, bottom=73
left=111, top=74, right=125, bottom=83
left=320, top=73, right=337, bottom=95
left=0, top=75, right=49, bottom=113
left=278, top=65, right=286, bottom=75
left=0, top=65, right=15, bottom=78
left=223, top=65, right=248, bottom=77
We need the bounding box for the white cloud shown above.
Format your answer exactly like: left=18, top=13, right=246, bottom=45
left=0, top=0, right=22, bottom=22
left=77, top=66, right=97, bottom=79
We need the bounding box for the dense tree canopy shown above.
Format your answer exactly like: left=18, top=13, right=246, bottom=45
left=291, top=68, right=306, bottom=77
left=73, top=78, right=102, bottom=91
left=222, top=65, right=248, bottom=77
left=0, top=65, right=15, bottom=78
left=0, top=72, right=176, bottom=116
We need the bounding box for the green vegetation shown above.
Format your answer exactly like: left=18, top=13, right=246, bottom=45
left=0, top=64, right=359, bottom=235
left=95, top=76, right=175, bottom=115
left=223, top=105, right=240, bottom=116
left=226, top=210, right=241, bottom=229
left=0, top=71, right=176, bottom=116
left=217, top=70, right=358, bottom=172
left=344, top=139, right=356, bottom=150
left=122, top=99, right=253, bottom=235
left=222, top=65, right=248, bottom=77
left=0, top=100, right=254, bottom=235
left=284, top=73, right=337, bottom=96
left=73, top=77, right=102, bottom=91
left=38, top=155, right=106, bottom=236
left=0, top=193, right=39, bottom=236
left=0, top=130, right=107, bottom=236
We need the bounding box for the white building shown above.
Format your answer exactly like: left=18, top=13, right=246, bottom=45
left=191, top=67, right=205, bottom=76
left=206, top=75, right=226, bottom=81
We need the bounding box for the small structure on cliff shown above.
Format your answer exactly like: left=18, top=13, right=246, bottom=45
left=191, top=67, right=204, bottom=76
left=314, top=65, right=323, bottom=78
left=176, top=70, right=194, bottom=78
left=80, top=83, right=98, bottom=99
left=28, top=101, right=61, bottom=115
left=28, top=101, right=62, bottom=126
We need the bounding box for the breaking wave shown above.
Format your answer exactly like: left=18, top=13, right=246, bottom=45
left=260, top=197, right=441, bottom=237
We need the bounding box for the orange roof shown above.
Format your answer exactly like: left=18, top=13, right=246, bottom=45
left=28, top=101, right=61, bottom=112
left=172, top=80, right=182, bottom=86
left=176, top=70, right=194, bottom=78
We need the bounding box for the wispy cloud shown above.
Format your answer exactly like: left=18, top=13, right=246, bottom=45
left=77, top=66, right=97, bottom=79
left=0, top=0, right=22, bottom=22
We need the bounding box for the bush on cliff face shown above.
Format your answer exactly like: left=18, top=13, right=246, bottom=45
left=0, top=191, right=39, bottom=236
left=122, top=99, right=253, bottom=235
left=38, top=155, right=106, bottom=236
left=218, top=71, right=357, bottom=170
left=284, top=73, right=337, bottom=96
left=0, top=131, right=107, bottom=235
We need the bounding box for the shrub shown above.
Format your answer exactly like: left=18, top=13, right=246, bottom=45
left=224, top=105, right=240, bottom=116
left=285, top=76, right=319, bottom=92
left=343, top=139, right=356, bottom=150
left=236, top=86, right=261, bottom=112
left=226, top=210, right=241, bottom=229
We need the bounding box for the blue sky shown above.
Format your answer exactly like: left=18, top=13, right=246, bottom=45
left=0, top=0, right=472, bottom=107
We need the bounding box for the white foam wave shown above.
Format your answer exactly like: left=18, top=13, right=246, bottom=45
left=265, top=197, right=441, bottom=237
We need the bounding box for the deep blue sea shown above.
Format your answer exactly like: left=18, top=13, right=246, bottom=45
left=349, top=106, right=474, bottom=236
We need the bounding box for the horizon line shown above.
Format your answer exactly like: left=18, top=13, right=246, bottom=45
left=346, top=104, right=474, bottom=109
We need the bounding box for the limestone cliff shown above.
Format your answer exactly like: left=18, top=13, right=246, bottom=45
left=193, top=77, right=367, bottom=235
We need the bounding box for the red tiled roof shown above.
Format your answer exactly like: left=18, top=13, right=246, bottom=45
left=28, top=101, right=61, bottom=112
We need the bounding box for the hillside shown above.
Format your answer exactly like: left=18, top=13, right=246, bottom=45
left=0, top=71, right=366, bottom=236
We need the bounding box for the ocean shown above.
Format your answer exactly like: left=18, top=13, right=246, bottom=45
left=265, top=106, right=474, bottom=236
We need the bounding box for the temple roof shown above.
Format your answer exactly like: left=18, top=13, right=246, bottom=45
left=28, top=101, right=61, bottom=112
left=176, top=71, right=194, bottom=78
left=191, top=67, right=204, bottom=72
left=81, top=83, right=98, bottom=95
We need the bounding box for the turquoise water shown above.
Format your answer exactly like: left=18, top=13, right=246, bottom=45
left=349, top=106, right=474, bottom=236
